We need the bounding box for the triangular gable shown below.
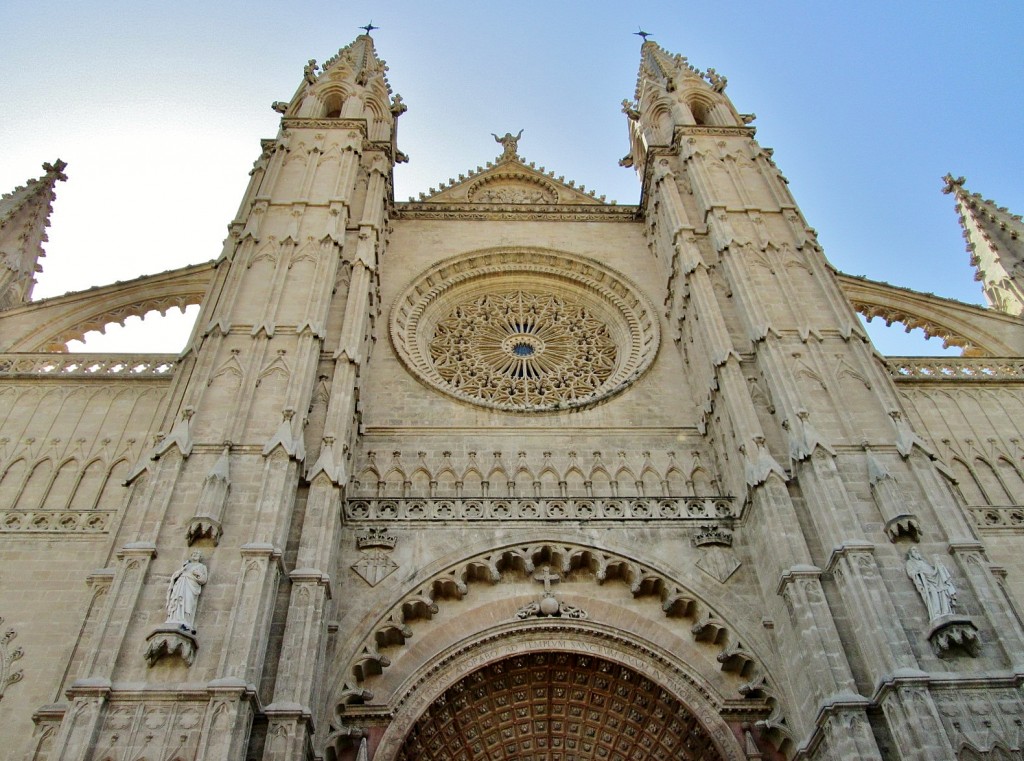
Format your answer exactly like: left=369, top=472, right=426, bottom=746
left=410, top=155, right=612, bottom=206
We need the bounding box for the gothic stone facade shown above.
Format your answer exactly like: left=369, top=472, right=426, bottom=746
left=3, top=34, right=1024, bottom=761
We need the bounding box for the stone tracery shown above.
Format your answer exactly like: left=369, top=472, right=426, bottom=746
left=390, top=249, right=660, bottom=412
left=429, top=290, right=618, bottom=409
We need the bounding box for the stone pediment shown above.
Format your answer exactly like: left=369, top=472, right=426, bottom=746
left=409, top=155, right=611, bottom=206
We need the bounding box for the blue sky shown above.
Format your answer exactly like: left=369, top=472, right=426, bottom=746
left=2, top=1, right=1022, bottom=353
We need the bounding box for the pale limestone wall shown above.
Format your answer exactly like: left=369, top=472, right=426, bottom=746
left=366, top=219, right=692, bottom=432
left=899, top=380, right=1024, bottom=615
left=0, top=377, right=170, bottom=754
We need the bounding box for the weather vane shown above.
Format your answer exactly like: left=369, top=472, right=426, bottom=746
left=634, top=28, right=651, bottom=40
left=359, top=22, right=379, bottom=35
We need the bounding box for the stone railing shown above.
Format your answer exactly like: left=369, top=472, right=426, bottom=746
left=0, top=353, right=177, bottom=378
left=966, top=505, right=1024, bottom=532
left=344, top=496, right=737, bottom=523
left=1, top=510, right=117, bottom=534
left=886, top=357, right=1024, bottom=382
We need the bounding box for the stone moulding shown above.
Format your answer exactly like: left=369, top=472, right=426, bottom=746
left=390, top=248, right=661, bottom=413
left=1, top=509, right=116, bottom=534
left=393, top=202, right=638, bottom=222
left=886, top=357, right=1024, bottom=382
left=0, top=353, right=177, bottom=378
left=343, top=496, right=737, bottom=522
left=968, top=505, right=1024, bottom=531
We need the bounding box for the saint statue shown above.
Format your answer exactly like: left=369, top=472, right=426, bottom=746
left=165, top=551, right=209, bottom=634
left=905, top=548, right=957, bottom=621
left=492, top=129, right=523, bottom=159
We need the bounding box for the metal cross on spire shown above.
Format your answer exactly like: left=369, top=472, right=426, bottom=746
left=634, top=28, right=651, bottom=40
left=359, top=22, right=379, bottom=35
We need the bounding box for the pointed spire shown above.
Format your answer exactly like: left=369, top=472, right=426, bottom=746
left=634, top=39, right=708, bottom=101
left=943, top=173, right=1024, bottom=316
left=0, top=160, right=66, bottom=310
left=624, top=40, right=744, bottom=178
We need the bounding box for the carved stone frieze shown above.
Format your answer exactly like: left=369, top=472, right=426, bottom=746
left=887, top=358, right=1024, bottom=382
left=968, top=506, right=1024, bottom=531
left=393, top=203, right=638, bottom=222
left=0, top=510, right=116, bottom=533
left=0, top=353, right=176, bottom=378
left=344, top=496, right=737, bottom=522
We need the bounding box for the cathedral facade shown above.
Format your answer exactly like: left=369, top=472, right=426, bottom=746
left=3, top=32, right=1024, bottom=761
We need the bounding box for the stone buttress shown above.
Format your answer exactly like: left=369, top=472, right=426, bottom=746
left=627, top=39, right=1024, bottom=761
left=38, top=34, right=401, bottom=761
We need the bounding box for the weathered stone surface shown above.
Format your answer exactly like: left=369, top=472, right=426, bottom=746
left=2, top=30, right=1024, bottom=761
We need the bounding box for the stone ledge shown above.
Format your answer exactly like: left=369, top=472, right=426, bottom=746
left=344, top=496, right=737, bottom=522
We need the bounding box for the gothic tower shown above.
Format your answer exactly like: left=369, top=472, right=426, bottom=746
left=4, top=31, right=1024, bottom=761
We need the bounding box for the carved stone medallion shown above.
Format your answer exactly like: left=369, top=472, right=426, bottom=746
left=390, top=249, right=660, bottom=412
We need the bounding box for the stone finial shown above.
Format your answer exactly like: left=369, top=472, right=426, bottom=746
left=941, top=173, right=966, bottom=195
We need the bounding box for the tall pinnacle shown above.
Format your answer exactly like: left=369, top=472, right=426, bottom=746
left=943, top=174, right=1024, bottom=316
left=0, top=160, right=67, bottom=311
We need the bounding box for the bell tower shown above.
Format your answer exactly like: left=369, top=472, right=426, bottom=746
left=627, top=37, right=1024, bottom=760
left=43, top=31, right=403, bottom=760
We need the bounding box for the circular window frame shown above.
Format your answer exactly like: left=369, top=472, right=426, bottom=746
left=389, top=248, right=660, bottom=412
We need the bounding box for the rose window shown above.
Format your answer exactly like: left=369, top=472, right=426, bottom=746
left=429, top=291, right=618, bottom=407
left=390, top=249, right=660, bottom=412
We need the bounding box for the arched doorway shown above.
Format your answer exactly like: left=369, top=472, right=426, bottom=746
left=395, top=651, right=726, bottom=761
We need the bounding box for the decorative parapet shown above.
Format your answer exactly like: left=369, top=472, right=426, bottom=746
left=1, top=510, right=116, bottom=534
left=0, top=353, right=176, bottom=378
left=393, top=202, right=638, bottom=222
left=886, top=357, right=1024, bottom=382
left=967, top=505, right=1024, bottom=531
left=343, top=496, right=737, bottom=523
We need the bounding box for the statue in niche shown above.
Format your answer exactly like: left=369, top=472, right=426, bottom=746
left=165, top=551, right=209, bottom=634
left=492, top=129, right=523, bottom=159
left=905, top=548, right=957, bottom=621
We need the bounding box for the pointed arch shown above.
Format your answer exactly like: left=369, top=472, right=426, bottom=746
left=95, top=459, right=130, bottom=511
left=15, top=458, right=52, bottom=509
left=951, top=457, right=986, bottom=505
left=70, top=458, right=107, bottom=510
left=42, top=458, right=79, bottom=510
left=996, top=457, right=1024, bottom=504
left=974, top=457, right=1011, bottom=504
left=0, top=458, right=28, bottom=509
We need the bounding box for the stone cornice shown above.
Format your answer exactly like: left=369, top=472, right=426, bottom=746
left=674, top=125, right=757, bottom=140
left=393, top=202, right=639, bottom=222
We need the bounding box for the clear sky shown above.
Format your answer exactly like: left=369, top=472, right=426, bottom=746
left=2, top=1, right=1022, bottom=354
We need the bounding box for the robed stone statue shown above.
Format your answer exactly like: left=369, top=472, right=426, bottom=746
left=165, top=550, right=209, bottom=634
